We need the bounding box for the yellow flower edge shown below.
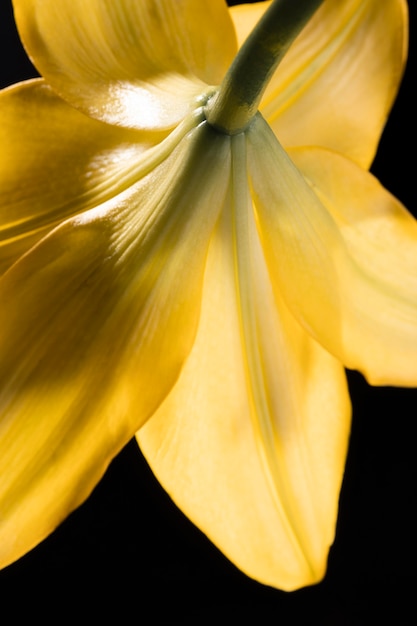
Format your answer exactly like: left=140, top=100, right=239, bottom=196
left=0, top=0, right=414, bottom=592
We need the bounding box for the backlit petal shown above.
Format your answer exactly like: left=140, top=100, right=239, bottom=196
left=13, top=0, right=236, bottom=129
left=248, top=115, right=417, bottom=387
left=256, top=0, right=407, bottom=168
left=0, top=79, right=159, bottom=275
left=0, top=120, right=231, bottom=568
left=138, top=137, right=350, bottom=590
left=290, top=146, right=417, bottom=386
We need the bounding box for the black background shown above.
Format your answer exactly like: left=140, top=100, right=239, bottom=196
left=0, top=1, right=416, bottom=622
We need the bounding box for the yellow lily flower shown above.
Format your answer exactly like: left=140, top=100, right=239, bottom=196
left=0, top=0, right=414, bottom=592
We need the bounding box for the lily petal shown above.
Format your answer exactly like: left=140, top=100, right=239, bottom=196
left=0, top=79, right=160, bottom=275
left=13, top=0, right=236, bottom=130
left=248, top=116, right=417, bottom=387
left=231, top=0, right=407, bottom=168
left=290, top=146, right=417, bottom=386
left=0, top=120, right=231, bottom=568
left=138, top=138, right=350, bottom=590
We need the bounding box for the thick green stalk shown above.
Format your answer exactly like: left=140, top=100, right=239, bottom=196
left=206, top=0, right=325, bottom=134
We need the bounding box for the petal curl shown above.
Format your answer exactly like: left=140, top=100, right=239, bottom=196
left=289, top=146, right=417, bottom=386
left=138, top=138, right=350, bottom=590
left=0, top=121, right=231, bottom=568
left=13, top=0, right=237, bottom=129
left=245, top=0, right=408, bottom=168
left=0, top=79, right=160, bottom=275
left=248, top=115, right=417, bottom=387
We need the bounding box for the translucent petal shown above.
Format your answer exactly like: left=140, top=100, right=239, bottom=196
left=0, top=79, right=160, bottom=275
left=289, top=146, right=417, bottom=386
left=0, top=121, right=231, bottom=568
left=248, top=0, right=408, bottom=168
left=13, top=0, right=236, bottom=129
left=248, top=115, right=417, bottom=387
left=138, top=134, right=351, bottom=591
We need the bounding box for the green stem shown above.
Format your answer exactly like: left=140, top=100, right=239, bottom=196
left=205, top=0, right=325, bottom=134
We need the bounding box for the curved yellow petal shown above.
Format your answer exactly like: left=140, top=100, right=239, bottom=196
left=248, top=115, right=417, bottom=387
left=0, top=79, right=160, bottom=276
left=248, top=115, right=345, bottom=372
left=13, top=0, right=236, bottom=130
left=258, top=0, right=408, bottom=168
left=138, top=142, right=350, bottom=590
left=0, top=120, right=231, bottom=568
left=289, top=146, right=417, bottom=387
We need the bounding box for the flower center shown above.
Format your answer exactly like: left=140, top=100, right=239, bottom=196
left=205, top=0, right=325, bottom=135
